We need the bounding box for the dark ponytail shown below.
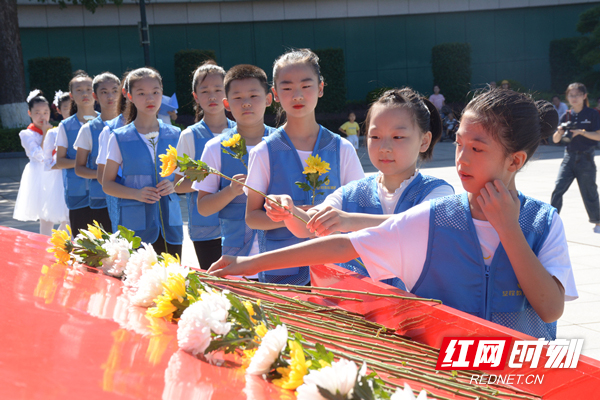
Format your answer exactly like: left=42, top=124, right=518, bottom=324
left=364, top=87, right=442, bottom=161
left=463, top=89, right=559, bottom=166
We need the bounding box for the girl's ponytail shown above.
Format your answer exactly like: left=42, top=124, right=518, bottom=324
left=536, top=100, right=559, bottom=142
left=420, top=97, right=443, bottom=160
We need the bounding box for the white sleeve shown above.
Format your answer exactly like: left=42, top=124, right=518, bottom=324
left=348, top=202, right=430, bottom=291
left=420, top=183, right=455, bottom=203
left=42, top=129, right=58, bottom=170
left=73, top=123, right=92, bottom=151
left=106, top=133, right=123, bottom=166
left=339, top=138, right=365, bottom=185
left=191, top=137, right=222, bottom=194
left=96, top=126, right=111, bottom=165
left=538, top=213, right=578, bottom=301
left=19, top=130, right=45, bottom=163
left=55, top=123, right=68, bottom=149
left=244, top=141, right=271, bottom=195
left=312, top=187, right=344, bottom=211
left=176, top=128, right=196, bottom=161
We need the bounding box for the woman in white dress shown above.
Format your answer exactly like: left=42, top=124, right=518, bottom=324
left=13, top=90, right=69, bottom=235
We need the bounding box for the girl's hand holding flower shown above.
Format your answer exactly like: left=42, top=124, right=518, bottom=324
left=307, top=206, right=351, bottom=237
left=156, top=179, right=175, bottom=196
left=477, top=179, right=521, bottom=236
left=264, top=195, right=295, bottom=222
left=229, top=173, right=246, bottom=196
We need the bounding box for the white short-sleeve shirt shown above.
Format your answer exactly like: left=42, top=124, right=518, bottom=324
left=106, top=131, right=157, bottom=166
left=96, top=126, right=112, bottom=166
left=73, top=122, right=93, bottom=151
left=348, top=202, right=578, bottom=301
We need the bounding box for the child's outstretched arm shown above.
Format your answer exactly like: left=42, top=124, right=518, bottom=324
left=263, top=194, right=314, bottom=238
left=208, top=235, right=359, bottom=277
left=307, top=206, right=391, bottom=237
left=478, top=180, right=565, bottom=323
left=245, top=190, right=286, bottom=230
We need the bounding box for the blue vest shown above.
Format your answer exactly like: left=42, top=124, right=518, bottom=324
left=185, top=119, right=235, bottom=241
left=61, top=115, right=89, bottom=210
left=339, top=173, right=452, bottom=290
left=218, top=125, right=273, bottom=256
left=107, top=114, right=125, bottom=131
left=105, top=114, right=126, bottom=232
left=114, top=121, right=183, bottom=245
left=412, top=192, right=557, bottom=340
left=259, top=126, right=341, bottom=285
left=87, top=116, right=107, bottom=209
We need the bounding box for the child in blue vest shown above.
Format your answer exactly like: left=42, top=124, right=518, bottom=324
left=245, top=49, right=365, bottom=286
left=174, top=61, right=235, bottom=269
left=264, top=88, right=454, bottom=290
left=55, top=70, right=98, bottom=234
left=209, top=90, right=578, bottom=340
left=96, top=72, right=129, bottom=231
left=102, top=68, right=183, bottom=257
left=73, top=72, right=121, bottom=231
left=193, top=64, right=275, bottom=275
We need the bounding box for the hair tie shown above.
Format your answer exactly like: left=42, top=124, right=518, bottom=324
left=26, top=89, right=41, bottom=103
left=53, top=90, right=64, bottom=107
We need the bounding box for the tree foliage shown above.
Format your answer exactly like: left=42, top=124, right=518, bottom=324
left=173, top=49, right=217, bottom=116
left=45, top=0, right=123, bottom=13
left=314, top=48, right=347, bottom=113
left=431, top=43, right=472, bottom=104
left=575, top=5, right=600, bottom=67
left=549, top=37, right=587, bottom=93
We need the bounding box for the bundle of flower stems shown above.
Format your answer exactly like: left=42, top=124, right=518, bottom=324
left=196, top=274, right=542, bottom=400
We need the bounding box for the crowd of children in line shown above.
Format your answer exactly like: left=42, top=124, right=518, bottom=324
left=15, top=48, right=600, bottom=340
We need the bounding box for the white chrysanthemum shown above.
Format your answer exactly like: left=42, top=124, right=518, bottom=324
left=296, top=359, right=358, bottom=400
left=177, top=292, right=232, bottom=356
left=101, top=235, right=132, bottom=278
left=123, top=242, right=158, bottom=288
left=246, top=324, right=288, bottom=375
left=390, top=383, right=428, bottom=400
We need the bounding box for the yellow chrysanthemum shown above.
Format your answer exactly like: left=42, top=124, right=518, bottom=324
left=273, top=341, right=311, bottom=390
left=242, top=348, right=257, bottom=367
left=303, top=154, right=330, bottom=176
left=161, top=252, right=181, bottom=267
left=222, top=133, right=241, bottom=148
left=159, top=145, right=178, bottom=177
left=47, top=226, right=72, bottom=263
left=87, top=220, right=103, bottom=239
left=146, top=273, right=186, bottom=319
left=255, top=322, right=268, bottom=339
left=163, top=273, right=187, bottom=303
left=244, top=300, right=257, bottom=323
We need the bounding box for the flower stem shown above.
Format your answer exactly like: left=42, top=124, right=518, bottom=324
left=211, top=171, right=308, bottom=225
left=152, top=139, right=168, bottom=253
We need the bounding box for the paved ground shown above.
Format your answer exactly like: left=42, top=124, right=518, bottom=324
left=2, top=141, right=599, bottom=360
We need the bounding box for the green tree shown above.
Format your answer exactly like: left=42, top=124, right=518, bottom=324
left=0, top=0, right=122, bottom=128
left=575, top=5, right=600, bottom=68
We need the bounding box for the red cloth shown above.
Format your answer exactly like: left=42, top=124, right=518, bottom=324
left=27, top=123, right=43, bottom=135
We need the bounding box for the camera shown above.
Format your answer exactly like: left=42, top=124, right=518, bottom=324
left=560, top=121, right=574, bottom=143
